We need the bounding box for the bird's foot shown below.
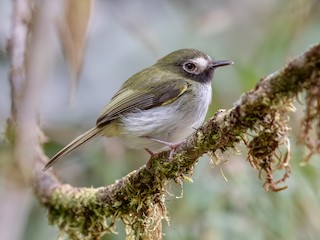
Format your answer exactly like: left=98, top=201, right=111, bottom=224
left=144, top=137, right=185, bottom=161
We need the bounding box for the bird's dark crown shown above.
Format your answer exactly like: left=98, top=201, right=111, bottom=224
left=156, top=49, right=210, bottom=66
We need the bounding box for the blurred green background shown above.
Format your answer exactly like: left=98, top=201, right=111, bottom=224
left=1, top=0, right=320, bottom=239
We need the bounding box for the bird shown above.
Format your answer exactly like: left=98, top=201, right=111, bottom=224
left=43, top=48, right=233, bottom=171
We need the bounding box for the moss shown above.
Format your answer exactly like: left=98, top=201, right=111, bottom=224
left=45, top=174, right=168, bottom=240
left=47, top=186, right=115, bottom=239
left=244, top=100, right=292, bottom=191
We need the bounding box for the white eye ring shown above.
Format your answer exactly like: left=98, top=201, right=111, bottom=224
left=183, top=62, right=198, bottom=73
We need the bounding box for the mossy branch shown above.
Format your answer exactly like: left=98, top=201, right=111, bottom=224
left=31, top=44, right=320, bottom=239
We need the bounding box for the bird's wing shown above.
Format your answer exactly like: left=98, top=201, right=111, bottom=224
left=96, top=79, right=189, bottom=127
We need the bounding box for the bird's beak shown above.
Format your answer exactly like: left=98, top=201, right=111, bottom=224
left=209, top=60, right=234, bottom=68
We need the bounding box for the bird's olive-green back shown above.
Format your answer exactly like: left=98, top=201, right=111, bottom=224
left=96, top=67, right=190, bottom=127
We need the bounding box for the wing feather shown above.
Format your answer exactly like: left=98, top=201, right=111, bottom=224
left=96, top=79, right=189, bottom=127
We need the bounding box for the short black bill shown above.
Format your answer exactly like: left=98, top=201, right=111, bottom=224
left=210, top=60, right=234, bottom=68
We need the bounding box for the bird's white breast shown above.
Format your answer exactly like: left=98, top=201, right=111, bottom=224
left=119, top=82, right=212, bottom=151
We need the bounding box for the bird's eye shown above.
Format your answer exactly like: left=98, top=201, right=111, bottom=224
left=183, top=62, right=197, bottom=73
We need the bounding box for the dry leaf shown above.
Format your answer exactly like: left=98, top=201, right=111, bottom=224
left=58, top=0, right=93, bottom=102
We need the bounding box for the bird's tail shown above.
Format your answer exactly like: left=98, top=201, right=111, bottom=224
left=43, top=127, right=101, bottom=171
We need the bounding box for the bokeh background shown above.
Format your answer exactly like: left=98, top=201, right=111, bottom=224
left=1, top=0, right=320, bottom=239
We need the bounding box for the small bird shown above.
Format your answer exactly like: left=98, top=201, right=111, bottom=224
left=43, top=49, right=233, bottom=171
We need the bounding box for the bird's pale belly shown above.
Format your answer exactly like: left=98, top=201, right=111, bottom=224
left=119, top=84, right=212, bottom=151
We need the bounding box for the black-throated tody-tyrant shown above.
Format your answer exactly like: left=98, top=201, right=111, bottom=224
left=43, top=49, right=233, bottom=171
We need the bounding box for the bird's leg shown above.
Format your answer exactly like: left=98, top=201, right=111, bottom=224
left=144, top=148, right=158, bottom=171
left=144, top=137, right=186, bottom=161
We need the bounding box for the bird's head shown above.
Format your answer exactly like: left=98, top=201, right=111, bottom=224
left=155, top=48, right=233, bottom=83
